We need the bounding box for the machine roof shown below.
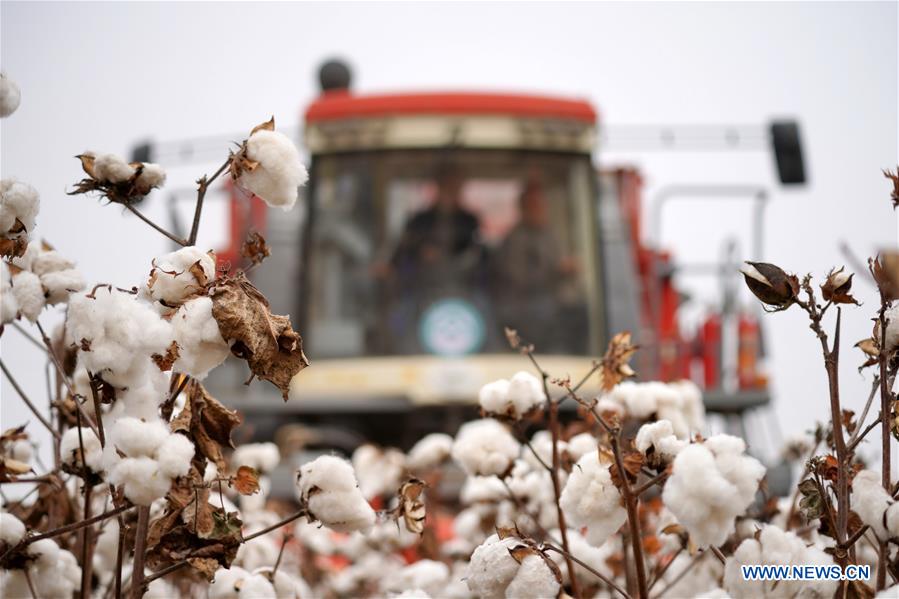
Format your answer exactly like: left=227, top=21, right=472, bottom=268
left=305, top=91, right=598, bottom=124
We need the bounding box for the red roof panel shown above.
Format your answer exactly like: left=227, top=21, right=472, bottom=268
left=305, top=91, right=597, bottom=124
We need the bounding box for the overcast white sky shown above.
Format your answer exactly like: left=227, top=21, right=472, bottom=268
left=1, top=2, right=897, bottom=468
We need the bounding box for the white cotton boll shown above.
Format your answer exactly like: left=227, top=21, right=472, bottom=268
left=108, top=456, right=171, bottom=506
left=523, top=430, right=565, bottom=472
left=407, top=433, right=453, bottom=470
left=41, top=268, right=86, bottom=305
left=1, top=263, right=18, bottom=324
left=135, top=163, right=166, bottom=190
left=232, top=442, right=280, bottom=474
left=452, top=419, right=520, bottom=477
left=392, top=591, right=432, bottom=598
left=453, top=507, right=489, bottom=544
left=10, top=269, right=44, bottom=321
left=352, top=444, right=406, bottom=499
left=662, top=436, right=765, bottom=548
left=723, top=524, right=837, bottom=599
left=594, top=395, right=625, bottom=417
left=383, top=560, right=450, bottom=597
left=31, top=250, right=75, bottom=276
left=146, top=246, right=216, bottom=308
left=613, top=381, right=657, bottom=418
left=154, top=433, right=194, bottom=479
left=0, top=72, right=21, bottom=117
left=0, top=178, right=39, bottom=234
left=67, top=287, right=173, bottom=383
left=297, top=454, right=358, bottom=494
left=170, top=297, right=230, bottom=379
left=9, top=440, right=31, bottom=463
left=92, top=153, right=136, bottom=184
left=560, top=450, right=626, bottom=546
left=296, top=455, right=377, bottom=533
left=465, top=534, right=523, bottom=598
left=479, top=379, right=511, bottom=414
left=60, top=426, right=104, bottom=472
left=461, top=475, right=508, bottom=505
left=237, top=573, right=277, bottom=598
left=0, top=512, right=25, bottom=545
left=506, top=371, right=545, bottom=416
left=504, top=553, right=561, bottom=599
left=209, top=566, right=250, bottom=598
left=110, top=417, right=169, bottom=458
left=635, top=420, right=686, bottom=460
left=566, top=432, right=597, bottom=461
left=144, top=577, right=177, bottom=598
left=853, top=470, right=894, bottom=539
left=240, top=129, right=308, bottom=211
left=113, top=364, right=169, bottom=419
left=28, top=538, right=60, bottom=566
left=885, top=304, right=899, bottom=351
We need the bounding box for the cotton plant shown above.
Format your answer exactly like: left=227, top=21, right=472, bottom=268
left=0, top=72, right=21, bottom=118
left=661, top=434, right=765, bottom=548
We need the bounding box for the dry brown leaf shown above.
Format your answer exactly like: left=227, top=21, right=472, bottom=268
left=250, top=116, right=276, bottom=136
left=209, top=273, right=309, bottom=400
left=231, top=466, right=261, bottom=496
left=240, top=231, right=271, bottom=266
left=189, top=259, right=209, bottom=288
left=600, top=332, right=638, bottom=391
left=171, top=382, right=242, bottom=472
left=0, top=236, right=28, bottom=259
left=152, top=340, right=181, bottom=372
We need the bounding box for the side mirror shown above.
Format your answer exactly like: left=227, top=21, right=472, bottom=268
left=769, top=120, right=806, bottom=185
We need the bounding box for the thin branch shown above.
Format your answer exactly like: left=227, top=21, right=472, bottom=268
left=0, top=358, right=61, bottom=440
left=81, top=483, right=95, bottom=599
left=124, top=203, right=187, bottom=246
left=611, top=433, right=649, bottom=598
left=87, top=371, right=106, bottom=447
left=847, top=415, right=883, bottom=453
left=647, top=548, right=682, bottom=592
left=187, top=157, right=231, bottom=246
left=242, top=509, right=307, bottom=543
left=849, top=376, right=881, bottom=446
left=130, top=506, right=150, bottom=599
left=634, top=471, right=669, bottom=496
left=25, top=503, right=133, bottom=544
left=543, top=544, right=631, bottom=599
left=11, top=321, right=47, bottom=353
left=651, top=550, right=704, bottom=599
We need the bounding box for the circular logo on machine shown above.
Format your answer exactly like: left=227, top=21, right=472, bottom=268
left=419, top=298, right=485, bottom=356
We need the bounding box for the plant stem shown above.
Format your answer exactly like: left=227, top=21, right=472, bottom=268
left=188, top=158, right=231, bottom=246
left=26, top=504, right=133, bottom=544
left=877, top=299, right=891, bottom=590
left=0, top=359, right=61, bottom=440
left=611, top=433, right=649, bottom=599
left=81, top=483, right=94, bottom=599
left=130, top=506, right=150, bottom=599
left=124, top=203, right=187, bottom=246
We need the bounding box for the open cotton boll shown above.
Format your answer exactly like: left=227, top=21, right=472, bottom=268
left=352, top=444, right=406, bottom=499
left=146, top=246, right=215, bottom=308
left=60, top=426, right=103, bottom=473
left=636, top=420, right=686, bottom=460
left=465, top=534, right=524, bottom=598
left=853, top=470, right=898, bottom=539
left=549, top=528, right=615, bottom=587
left=0, top=178, right=39, bottom=235
left=723, top=524, right=837, bottom=598
left=1, top=263, right=18, bottom=324
left=67, top=287, right=173, bottom=385
left=478, top=379, right=511, bottom=414
left=111, top=363, right=170, bottom=419
left=662, top=435, right=765, bottom=548
left=407, top=432, right=453, bottom=470
left=92, top=153, right=136, bottom=184
left=236, top=573, right=277, bottom=598
left=0, top=512, right=25, bottom=545
left=523, top=430, right=565, bottom=472
left=209, top=566, right=251, bottom=598
left=240, top=129, right=308, bottom=210
left=566, top=432, right=597, bottom=461
left=135, top=163, right=166, bottom=190
left=504, top=553, right=561, bottom=599
left=170, top=296, right=230, bottom=378
left=461, top=475, right=508, bottom=505
left=506, top=371, right=545, bottom=415
left=10, top=269, right=44, bottom=321
left=108, top=456, right=171, bottom=505
left=383, top=559, right=450, bottom=597
left=232, top=442, right=280, bottom=474
left=110, top=417, right=169, bottom=458
left=466, top=533, right=559, bottom=599
left=560, top=450, right=627, bottom=546
left=452, top=418, right=520, bottom=477
left=296, top=455, right=377, bottom=533
left=154, top=433, right=194, bottom=479
left=41, top=268, right=86, bottom=305
left=885, top=304, right=899, bottom=352
left=0, top=72, right=21, bottom=118
left=144, top=577, right=178, bottom=599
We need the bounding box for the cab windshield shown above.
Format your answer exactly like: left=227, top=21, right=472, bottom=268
left=304, top=149, right=603, bottom=358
